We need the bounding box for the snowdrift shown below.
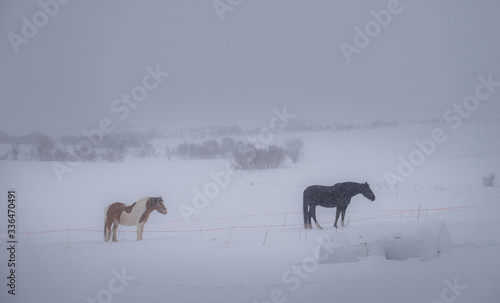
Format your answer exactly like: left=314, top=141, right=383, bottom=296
left=319, top=219, right=453, bottom=263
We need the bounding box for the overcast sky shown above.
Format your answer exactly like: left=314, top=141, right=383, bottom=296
left=1, top=0, right=499, bottom=135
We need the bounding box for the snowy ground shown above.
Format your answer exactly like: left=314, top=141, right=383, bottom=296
left=1, top=121, right=500, bottom=303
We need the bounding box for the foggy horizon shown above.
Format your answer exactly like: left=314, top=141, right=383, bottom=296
left=2, top=1, right=500, bottom=135
left=0, top=113, right=451, bottom=138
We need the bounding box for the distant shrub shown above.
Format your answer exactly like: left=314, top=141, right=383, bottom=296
left=10, top=144, right=20, bottom=160
left=0, top=144, right=20, bottom=160
left=137, top=142, right=157, bottom=158
left=101, top=144, right=127, bottom=162
left=33, top=134, right=55, bottom=161
left=232, top=143, right=285, bottom=170
left=53, top=147, right=77, bottom=162
left=482, top=173, right=496, bottom=187
left=176, top=139, right=222, bottom=159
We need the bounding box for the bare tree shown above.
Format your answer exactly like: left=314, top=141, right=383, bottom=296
left=283, top=137, right=305, bottom=163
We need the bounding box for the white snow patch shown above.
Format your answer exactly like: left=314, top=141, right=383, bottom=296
left=319, top=219, right=453, bottom=263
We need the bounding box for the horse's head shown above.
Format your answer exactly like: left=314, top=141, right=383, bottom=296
left=362, top=182, right=376, bottom=201
left=151, top=196, right=168, bottom=215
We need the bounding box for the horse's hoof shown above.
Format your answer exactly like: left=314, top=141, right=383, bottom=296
left=112, top=239, right=118, bottom=242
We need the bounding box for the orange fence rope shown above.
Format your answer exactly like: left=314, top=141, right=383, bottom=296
left=2, top=203, right=499, bottom=236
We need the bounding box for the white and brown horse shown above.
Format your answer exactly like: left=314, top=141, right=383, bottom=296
left=104, top=196, right=167, bottom=242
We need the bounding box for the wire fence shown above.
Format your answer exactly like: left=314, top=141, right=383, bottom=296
left=4, top=203, right=500, bottom=238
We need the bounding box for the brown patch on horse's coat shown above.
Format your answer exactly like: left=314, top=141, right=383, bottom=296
left=106, top=202, right=126, bottom=223
left=123, top=202, right=136, bottom=214
left=139, top=197, right=155, bottom=223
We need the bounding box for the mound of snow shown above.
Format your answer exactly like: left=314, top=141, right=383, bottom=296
left=381, top=220, right=453, bottom=261
left=319, top=220, right=453, bottom=263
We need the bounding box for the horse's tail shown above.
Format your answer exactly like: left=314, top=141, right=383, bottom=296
left=104, top=204, right=110, bottom=240
left=104, top=209, right=106, bottom=239
left=303, top=192, right=309, bottom=226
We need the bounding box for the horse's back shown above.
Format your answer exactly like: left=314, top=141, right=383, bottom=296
left=304, top=185, right=330, bottom=202
left=332, top=182, right=359, bottom=198
left=105, top=202, right=125, bottom=212
left=334, top=181, right=356, bottom=188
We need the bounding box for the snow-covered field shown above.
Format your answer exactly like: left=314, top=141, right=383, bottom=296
left=1, top=121, right=500, bottom=303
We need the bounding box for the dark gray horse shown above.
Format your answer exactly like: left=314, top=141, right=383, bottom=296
left=303, top=182, right=375, bottom=229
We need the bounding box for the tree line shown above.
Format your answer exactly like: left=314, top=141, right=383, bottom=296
left=0, top=131, right=306, bottom=170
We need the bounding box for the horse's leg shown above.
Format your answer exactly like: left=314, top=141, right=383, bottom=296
left=304, top=205, right=313, bottom=229
left=307, top=206, right=313, bottom=229
left=112, top=222, right=119, bottom=242
left=341, top=207, right=347, bottom=227
left=304, top=203, right=309, bottom=229
left=137, top=223, right=145, bottom=241
left=307, top=205, right=313, bottom=229
left=311, top=205, right=323, bottom=230
left=334, top=208, right=342, bottom=228
left=104, top=226, right=108, bottom=242
left=104, top=219, right=111, bottom=242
